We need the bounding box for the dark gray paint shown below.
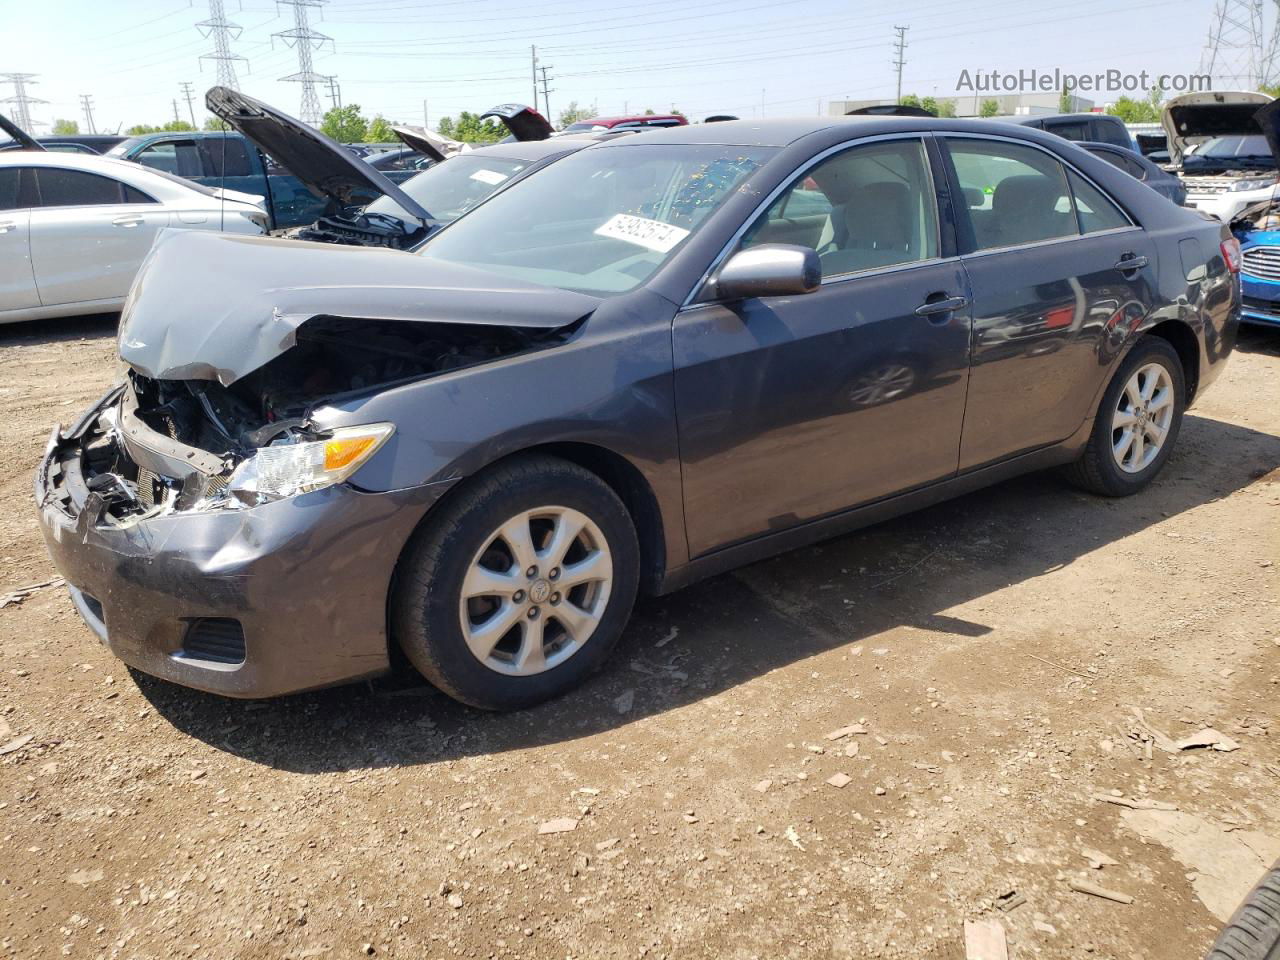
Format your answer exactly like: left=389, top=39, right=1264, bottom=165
left=117, top=230, right=601, bottom=385
left=38, top=114, right=1240, bottom=698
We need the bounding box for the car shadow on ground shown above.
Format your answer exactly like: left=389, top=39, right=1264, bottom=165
left=132, top=405, right=1280, bottom=773
left=0, top=313, right=119, bottom=346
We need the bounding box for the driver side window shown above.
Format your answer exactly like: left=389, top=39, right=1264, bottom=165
left=742, top=138, right=939, bottom=279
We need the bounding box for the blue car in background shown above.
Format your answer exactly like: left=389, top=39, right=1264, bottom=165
left=1231, top=98, right=1280, bottom=328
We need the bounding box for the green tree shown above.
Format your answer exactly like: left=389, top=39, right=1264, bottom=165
left=1058, top=87, right=1072, bottom=113
left=979, top=98, right=1000, bottom=118
left=936, top=99, right=957, bottom=118
left=320, top=104, right=368, bottom=143
left=125, top=119, right=196, bottom=135
left=52, top=118, right=79, bottom=134
left=451, top=111, right=504, bottom=144
left=899, top=93, right=923, bottom=108
left=204, top=116, right=230, bottom=131
left=162, top=120, right=195, bottom=132
left=919, top=96, right=939, bottom=116
left=1261, top=82, right=1280, bottom=98
left=1107, top=95, right=1159, bottom=123
left=558, top=101, right=592, bottom=127
left=436, top=115, right=456, bottom=138
left=365, top=115, right=395, bottom=142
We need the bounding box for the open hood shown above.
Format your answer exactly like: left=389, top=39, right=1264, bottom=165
left=481, top=103, right=555, bottom=141
left=1162, top=90, right=1274, bottom=167
left=391, top=123, right=466, bottom=164
left=1255, top=98, right=1280, bottom=175
left=117, top=229, right=599, bottom=385
left=205, top=86, right=431, bottom=223
left=0, top=111, right=43, bottom=151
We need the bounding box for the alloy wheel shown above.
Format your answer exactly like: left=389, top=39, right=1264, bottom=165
left=458, top=506, right=613, bottom=676
left=1111, top=362, right=1175, bottom=474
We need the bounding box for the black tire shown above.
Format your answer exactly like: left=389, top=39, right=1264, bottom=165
left=392, top=454, right=640, bottom=711
left=1064, top=336, right=1186, bottom=496
left=1206, top=862, right=1280, bottom=960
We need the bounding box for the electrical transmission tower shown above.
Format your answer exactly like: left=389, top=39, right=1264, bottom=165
left=197, top=0, right=248, bottom=90
left=79, top=94, right=97, bottom=134
left=273, top=0, right=333, bottom=127
left=0, top=73, right=48, bottom=132
left=891, top=26, right=909, bottom=104
left=1199, top=0, right=1279, bottom=88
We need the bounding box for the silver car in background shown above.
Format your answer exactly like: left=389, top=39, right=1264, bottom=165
left=0, top=151, right=266, bottom=324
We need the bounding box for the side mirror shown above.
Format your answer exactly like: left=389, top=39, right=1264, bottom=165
left=713, top=244, right=822, bottom=300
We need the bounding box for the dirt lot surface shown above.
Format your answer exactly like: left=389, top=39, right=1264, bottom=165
left=1, top=316, right=1278, bottom=960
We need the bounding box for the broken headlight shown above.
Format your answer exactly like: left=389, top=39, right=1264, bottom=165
left=226, top=423, right=394, bottom=504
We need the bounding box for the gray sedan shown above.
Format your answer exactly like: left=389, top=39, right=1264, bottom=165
left=36, top=117, right=1239, bottom=709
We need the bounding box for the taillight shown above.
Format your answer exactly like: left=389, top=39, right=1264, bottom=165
left=1221, top=237, right=1242, bottom=274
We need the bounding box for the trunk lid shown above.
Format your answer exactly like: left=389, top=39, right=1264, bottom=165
left=391, top=124, right=465, bottom=164
left=0, top=111, right=43, bottom=151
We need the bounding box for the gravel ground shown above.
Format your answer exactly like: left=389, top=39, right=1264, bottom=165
left=1, top=316, right=1277, bottom=960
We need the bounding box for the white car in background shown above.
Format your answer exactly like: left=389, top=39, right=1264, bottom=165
left=1162, top=89, right=1276, bottom=221
left=0, top=149, right=266, bottom=324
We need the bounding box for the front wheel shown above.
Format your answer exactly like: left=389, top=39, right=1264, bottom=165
left=1065, top=336, right=1186, bottom=497
left=392, top=455, right=640, bottom=710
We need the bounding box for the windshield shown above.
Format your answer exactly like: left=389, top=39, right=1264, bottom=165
left=419, top=143, right=774, bottom=295
left=365, top=154, right=531, bottom=223
left=1191, top=135, right=1272, bottom=160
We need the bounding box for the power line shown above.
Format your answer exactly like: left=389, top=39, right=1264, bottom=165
left=197, top=0, right=249, bottom=90
left=0, top=73, right=47, bottom=132
left=179, top=81, right=197, bottom=127
left=892, top=25, right=908, bottom=104
left=274, top=0, right=333, bottom=126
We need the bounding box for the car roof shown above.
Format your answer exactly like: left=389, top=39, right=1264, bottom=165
left=1006, top=113, right=1115, bottom=125
left=466, top=137, right=599, bottom=161
left=593, top=115, right=1067, bottom=148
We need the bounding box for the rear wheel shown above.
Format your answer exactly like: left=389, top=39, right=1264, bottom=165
left=1065, top=336, right=1186, bottom=496
left=392, top=455, right=640, bottom=710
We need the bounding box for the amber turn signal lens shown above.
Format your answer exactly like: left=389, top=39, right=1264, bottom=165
left=324, top=435, right=379, bottom=471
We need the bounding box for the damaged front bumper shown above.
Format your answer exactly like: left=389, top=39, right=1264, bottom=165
left=34, top=388, right=449, bottom=698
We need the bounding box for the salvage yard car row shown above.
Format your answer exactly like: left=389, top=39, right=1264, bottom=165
left=17, top=88, right=1240, bottom=712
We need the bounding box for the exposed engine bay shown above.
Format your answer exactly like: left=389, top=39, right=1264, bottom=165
left=286, top=210, right=432, bottom=249
left=57, top=317, right=571, bottom=524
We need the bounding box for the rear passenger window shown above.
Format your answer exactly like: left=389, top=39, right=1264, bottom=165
left=136, top=140, right=205, bottom=177
left=1043, top=121, right=1090, bottom=142
left=1066, top=170, right=1130, bottom=233
left=34, top=168, right=126, bottom=206
left=197, top=138, right=253, bottom=178
left=742, top=138, right=938, bottom=278
left=948, top=140, right=1076, bottom=250
left=0, top=168, right=20, bottom=209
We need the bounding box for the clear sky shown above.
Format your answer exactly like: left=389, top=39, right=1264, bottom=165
left=2, top=0, right=1216, bottom=133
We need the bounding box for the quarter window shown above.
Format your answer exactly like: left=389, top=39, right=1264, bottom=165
left=33, top=168, right=131, bottom=207
left=742, top=138, right=938, bottom=278
left=947, top=140, right=1076, bottom=250
left=1066, top=169, right=1130, bottom=233
left=0, top=168, right=21, bottom=209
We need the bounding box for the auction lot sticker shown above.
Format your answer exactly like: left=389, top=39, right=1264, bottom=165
left=595, top=213, right=690, bottom=253
left=469, top=168, right=509, bottom=185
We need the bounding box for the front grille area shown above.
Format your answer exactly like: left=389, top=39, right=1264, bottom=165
left=1243, top=295, right=1280, bottom=317
left=1182, top=176, right=1231, bottom=195
left=180, top=618, right=246, bottom=664
left=1242, top=246, right=1280, bottom=281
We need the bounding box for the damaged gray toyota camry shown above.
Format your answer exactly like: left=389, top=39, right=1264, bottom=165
left=36, top=117, right=1239, bottom=710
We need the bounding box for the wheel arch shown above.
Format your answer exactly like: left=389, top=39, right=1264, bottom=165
left=1142, top=319, right=1201, bottom=404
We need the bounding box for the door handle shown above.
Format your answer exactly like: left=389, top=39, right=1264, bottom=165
left=112, top=215, right=143, bottom=227
left=0, top=220, right=15, bottom=234
left=1114, top=254, right=1148, bottom=273
left=914, top=295, right=969, bottom=318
